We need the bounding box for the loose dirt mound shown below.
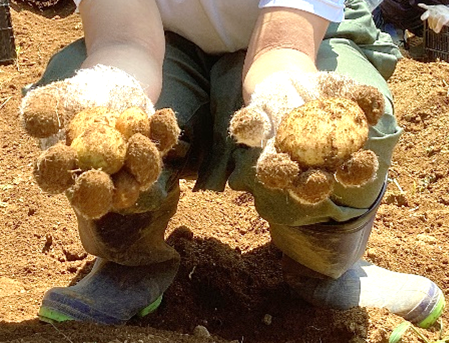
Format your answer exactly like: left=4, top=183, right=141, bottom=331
left=1, top=2, right=449, bottom=343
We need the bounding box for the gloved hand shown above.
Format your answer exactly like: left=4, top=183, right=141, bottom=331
left=229, top=71, right=385, bottom=205
left=20, top=64, right=180, bottom=219
left=419, top=4, right=449, bottom=34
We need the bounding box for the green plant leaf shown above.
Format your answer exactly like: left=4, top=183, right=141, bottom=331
left=389, top=321, right=413, bottom=343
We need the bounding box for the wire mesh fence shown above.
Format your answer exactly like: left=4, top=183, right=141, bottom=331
left=424, top=21, right=449, bottom=62
left=0, top=0, right=16, bottom=65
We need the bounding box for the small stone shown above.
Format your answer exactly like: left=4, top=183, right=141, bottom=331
left=193, top=325, right=211, bottom=338
left=366, top=248, right=378, bottom=259
left=262, top=314, right=272, bottom=325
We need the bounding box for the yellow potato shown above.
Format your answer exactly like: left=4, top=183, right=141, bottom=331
left=71, top=123, right=126, bottom=174
left=275, top=98, right=369, bottom=169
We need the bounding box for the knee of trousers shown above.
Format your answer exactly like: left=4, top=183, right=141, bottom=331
left=270, top=183, right=386, bottom=279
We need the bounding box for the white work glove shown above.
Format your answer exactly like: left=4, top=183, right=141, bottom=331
left=20, top=64, right=180, bottom=219
left=229, top=71, right=385, bottom=205
left=21, top=64, right=156, bottom=148
left=419, top=4, right=449, bottom=34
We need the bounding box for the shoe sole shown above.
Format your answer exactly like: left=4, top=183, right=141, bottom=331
left=416, top=291, right=446, bottom=329
left=38, top=294, right=163, bottom=323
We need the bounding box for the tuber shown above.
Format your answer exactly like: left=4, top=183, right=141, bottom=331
left=22, top=88, right=64, bottom=138
left=275, top=97, right=369, bottom=170
left=289, top=169, right=334, bottom=205
left=256, top=97, right=380, bottom=205
left=66, top=106, right=120, bottom=145
left=112, top=169, right=141, bottom=210
left=29, top=104, right=181, bottom=218
left=21, top=82, right=82, bottom=138
left=115, top=107, right=150, bottom=140
left=71, top=123, right=127, bottom=174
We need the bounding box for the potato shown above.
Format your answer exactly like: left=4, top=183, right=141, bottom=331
left=275, top=98, right=369, bottom=169
left=69, top=169, right=114, bottom=219
left=71, top=123, right=127, bottom=174
left=125, top=133, right=161, bottom=190
left=115, top=107, right=150, bottom=140
left=66, top=107, right=120, bottom=145
left=33, top=143, right=77, bottom=194
left=112, top=169, right=140, bottom=210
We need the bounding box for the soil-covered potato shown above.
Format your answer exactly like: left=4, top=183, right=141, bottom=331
left=112, top=169, right=141, bottom=210
left=275, top=98, right=369, bottom=169
left=125, top=133, right=161, bottom=190
left=71, top=123, right=127, bottom=174
left=33, top=143, right=77, bottom=194
left=115, top=107, right=150, bottom=140
left=69, top=169, right=114, bottom=219
left=66, top=107, right=120, bottom=145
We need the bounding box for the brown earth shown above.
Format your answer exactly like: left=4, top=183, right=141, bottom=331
left=1, top=2, right=449, bottom=342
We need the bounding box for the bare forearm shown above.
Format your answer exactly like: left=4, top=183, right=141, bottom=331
left=243, top=8, right=329, bottom=103
left=243, top=49, right=317, bottom=103
left=81, top=44, right=163, bottom=103
left=78, top=0, right=165, bottom=103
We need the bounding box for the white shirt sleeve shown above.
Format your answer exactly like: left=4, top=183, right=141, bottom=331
left=73, top=0, right=81, bottom=11
left=73, top=0, right=344, bottom=22
left=259, top=0, right=345, bottom=22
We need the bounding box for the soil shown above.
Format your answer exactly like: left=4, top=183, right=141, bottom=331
left=1, top=1, right=449, bottom=342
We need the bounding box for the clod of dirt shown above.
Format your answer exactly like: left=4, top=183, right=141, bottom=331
left=71, top=123, right=127, bottom=174
left=33, top=142, right=77, bottom=194
left=125, top=133, right=162, bottom=190
left=69, top=169, right=114, bottom=219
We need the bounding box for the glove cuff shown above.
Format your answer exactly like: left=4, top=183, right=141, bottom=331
left=65, top=64, right=155, bottom=116
left=20, top=65, right=156, bottom=149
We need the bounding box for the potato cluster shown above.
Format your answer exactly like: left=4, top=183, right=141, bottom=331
left=29, top=106, right=180, bottom=219
left=256, top=88, right=383, bottom=205
left=257, top=88, right=381, bottom=205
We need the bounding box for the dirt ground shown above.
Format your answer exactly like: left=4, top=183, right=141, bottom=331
left=2, top=1, right=449, bottom=342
